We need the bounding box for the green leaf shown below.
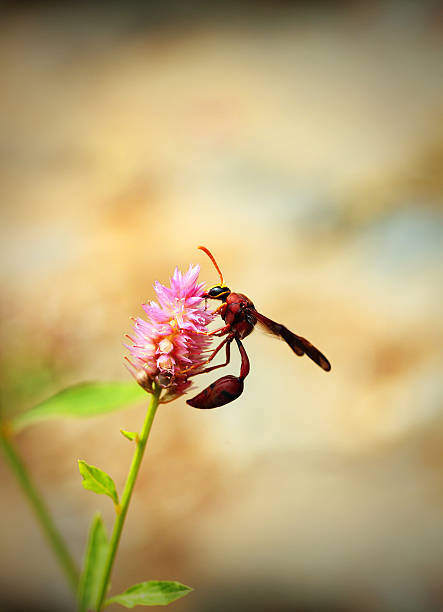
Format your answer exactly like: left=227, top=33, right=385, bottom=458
left=104, top=581, right=193, bottom=608
left=120, top=429, right=138, bottom=442
left=77, top=513, right=109, bottom=612
left=11, top=381, right=147, bottom=432
left=78, top=460, right=119, bottom=505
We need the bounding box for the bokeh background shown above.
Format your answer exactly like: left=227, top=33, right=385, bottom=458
left=1, top=1, right=443, bottom=611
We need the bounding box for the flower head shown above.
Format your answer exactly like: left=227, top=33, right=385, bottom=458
left=125, top=264, right=215, bottom=402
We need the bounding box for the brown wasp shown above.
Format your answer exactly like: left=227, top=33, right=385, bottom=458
left=186, top=246, right=331, bottom=409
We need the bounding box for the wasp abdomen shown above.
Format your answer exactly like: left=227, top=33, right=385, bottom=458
left=186, top=375, right=244, bottom=409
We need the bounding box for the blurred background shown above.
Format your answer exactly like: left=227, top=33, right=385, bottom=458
left=1, top=1, right=443, bottom=610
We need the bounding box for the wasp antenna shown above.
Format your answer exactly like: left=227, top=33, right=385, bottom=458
left=198, top=245, right=224, bottom=285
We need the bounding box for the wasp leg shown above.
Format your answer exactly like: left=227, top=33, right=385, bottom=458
left=186, top=336, right=250, bottom=409
left=182, top=334, right=232, bottom=376
left=213, top=303, right=227, bottom=316
left=188, top=334, right=234, bottom=378
left=194, top=324, right=231, bottom=337
left=211, top=324, right=231, bottom=337
left=203, top=299, right=226, bottom=315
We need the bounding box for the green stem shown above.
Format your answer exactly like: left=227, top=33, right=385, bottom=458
left=96, top=386, right=161, bottom=611
left=0, top=424, right=79, bottom=592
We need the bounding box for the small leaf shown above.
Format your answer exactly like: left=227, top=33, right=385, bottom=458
left=120, top=429, right=138, bottom=442
left=78, top=460, right=119, bottom=505
left=11, top=382, right=147, bottom=432
left=77, top=513, right=109, bottom=612
left=104, top=581, right=193, bottom=608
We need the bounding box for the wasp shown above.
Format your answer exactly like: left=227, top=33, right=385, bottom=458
left=186, top=246, right=331, bottom=409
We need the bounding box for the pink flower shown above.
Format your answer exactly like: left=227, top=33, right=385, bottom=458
left=125, top=264, right=215, bottom=402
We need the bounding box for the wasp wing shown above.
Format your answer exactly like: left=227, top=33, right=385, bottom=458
left=250, top=310, right=331, bottom=372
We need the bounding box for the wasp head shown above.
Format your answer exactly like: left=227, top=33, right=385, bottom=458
left=204, top=285, right=231, bottom=301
